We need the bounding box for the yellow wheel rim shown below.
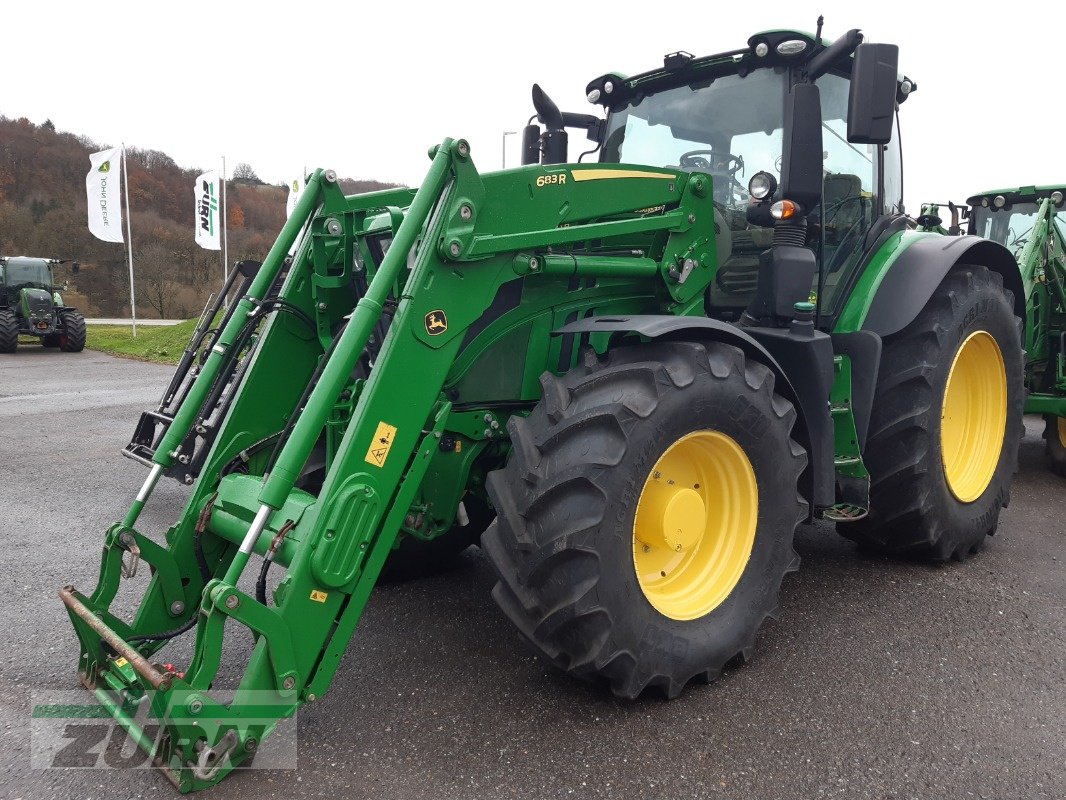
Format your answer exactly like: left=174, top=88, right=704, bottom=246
left=632, top=430, right=758, bottom=621
left=1058, top=417, right=1066, bottom=449
left=940, top=330, right=1007, bottom=503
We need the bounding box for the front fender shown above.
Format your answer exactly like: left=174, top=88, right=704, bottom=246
left=837, top=231, right=1024, bottom=337
left=553, top=314, right=834, bottom=511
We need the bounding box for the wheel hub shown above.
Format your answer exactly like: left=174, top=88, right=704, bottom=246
left=633, top=430, right=758, bottom=621
left=641, top=484, right=706, bottom=552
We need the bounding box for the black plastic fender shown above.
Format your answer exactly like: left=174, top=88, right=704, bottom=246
left=862, top=235, right=1023, bottom=337
left=553, top=315, right=835, bottom=511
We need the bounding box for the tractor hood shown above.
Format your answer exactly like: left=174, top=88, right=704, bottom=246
left=20, top=287, right=56, bottom=332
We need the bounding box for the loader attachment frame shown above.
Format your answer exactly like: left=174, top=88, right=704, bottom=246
left=60, top=139, right=720, bottom=791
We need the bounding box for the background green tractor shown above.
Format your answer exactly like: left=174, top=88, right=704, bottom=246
left=0, top=256, right=86, bottom=353
left=924, top=187, right=1066, bottom=475
left=62, top=24, right=1026, bottom=791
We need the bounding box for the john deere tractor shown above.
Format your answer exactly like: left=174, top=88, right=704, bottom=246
left=0, top=256, right=85, bottom=352
left=921, top=186, right=1066, bottom=474
left=61, top=24, right=1025, bottom=791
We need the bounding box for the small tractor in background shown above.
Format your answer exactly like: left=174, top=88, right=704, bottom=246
left=0, top=256, right=86, bottom=353
left=61, top=23, right=1027, bottom=791
left=921, top=186, right=1066, bottom=475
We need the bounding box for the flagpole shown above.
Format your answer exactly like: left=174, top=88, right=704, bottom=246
left=121, top=143, right=137, bottom=337
left=221, top=156, right=229, bottom=310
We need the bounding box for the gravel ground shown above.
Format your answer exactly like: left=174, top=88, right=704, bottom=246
left=1, top=345, right=1063, bottom=800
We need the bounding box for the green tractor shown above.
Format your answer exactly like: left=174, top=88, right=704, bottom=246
left=61, top=24, right=1025, bottom=791
left=920, top=186, right=1066, bottom=474
left=0, top=256, right=86, bottom=353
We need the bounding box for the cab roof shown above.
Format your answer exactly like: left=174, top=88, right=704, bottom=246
left=966, top=185, right=1066, bottom=207
left=585, top=27, right=915, bottom=109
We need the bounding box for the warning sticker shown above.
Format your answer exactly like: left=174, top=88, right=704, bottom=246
left=364, top=421, right=397, bottom=468
left=309, top=590, right=328, bottom=603
left=113, top=657, right=129, bottom=668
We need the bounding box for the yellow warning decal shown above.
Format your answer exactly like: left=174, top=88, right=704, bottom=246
left=114, top=657, right=129, bottom=668
left=310, top=589, right=328, bottom=603
left=571, top=169, right=674, bottom=182
left=364, top=421, right=397, bottom=468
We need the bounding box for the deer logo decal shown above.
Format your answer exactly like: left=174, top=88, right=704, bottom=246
left=424, top=310, right=448, bottom=336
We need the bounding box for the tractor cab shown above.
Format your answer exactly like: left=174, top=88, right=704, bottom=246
left=1, top=256, right=58, bottom=299
left=967, top=186, right=1066, bottom=258
left=525, top=27, right=914, bottom=327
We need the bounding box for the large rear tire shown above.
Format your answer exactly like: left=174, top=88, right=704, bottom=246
left=840, top=265, right=1023, bottom=560
left=59, top=309, right=86, bottom=352
left=483, top=340, right=806, bottom=699
left=1043, top=415, right=1066, bottom=477
left=0, top=309, right=18, bottom=353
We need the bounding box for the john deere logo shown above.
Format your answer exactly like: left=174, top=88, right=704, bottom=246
left=98, top=161, right=111, bottom=173
left=292, top=180, right=299, bottom=191
left=425, top=310, right=448, bottom=336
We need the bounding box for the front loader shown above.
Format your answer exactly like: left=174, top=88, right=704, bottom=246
left=61, top=24, right=1025, bottom=791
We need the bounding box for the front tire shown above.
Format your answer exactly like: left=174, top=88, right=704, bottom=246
left=483, top=341, right=806, bottom=699
left=0, top=309, right=18, bottom=353
left=841, top=265, right=1023, bottom=560
left=59, top=309, right=86, bottom=352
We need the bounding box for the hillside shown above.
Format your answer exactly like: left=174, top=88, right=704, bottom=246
left=0, top=116, right=399, bottom=318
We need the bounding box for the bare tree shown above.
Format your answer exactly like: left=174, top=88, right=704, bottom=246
left=231, top=162, right=261, bottom=184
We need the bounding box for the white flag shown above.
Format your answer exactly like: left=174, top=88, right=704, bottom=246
left=86, top=148, right=124, bottom=243
left=286, top=175, right=305, bottom=218
left=194, top=171, right=222, bottom=250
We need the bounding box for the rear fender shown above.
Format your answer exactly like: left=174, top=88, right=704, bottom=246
left=553, top=315, right=834, bottom=512
left=856, top=233, right=1023, bottom=337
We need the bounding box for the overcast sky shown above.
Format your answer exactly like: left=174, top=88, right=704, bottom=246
left=5, top=1, right=1061, bottom=213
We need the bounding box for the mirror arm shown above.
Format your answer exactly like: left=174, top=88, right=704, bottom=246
left=807, top=29, right=864, bottom=81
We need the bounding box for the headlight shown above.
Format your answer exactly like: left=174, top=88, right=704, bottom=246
left=1052, top=191, right=1064, bottom=206
left=776, top=39, right=808, bottom=56
left=994, top=195, right=1007, bottom=208
left=748, top=171, right=778, bottom=201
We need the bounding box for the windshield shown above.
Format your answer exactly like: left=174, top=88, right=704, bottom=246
left=971, top=203, right=1064, bottom=258
left=3, top=261, right=52, bottom=291
left=601, top=69, right=785, bottom=212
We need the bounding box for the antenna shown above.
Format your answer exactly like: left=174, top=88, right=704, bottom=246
left=815, top=15, right=824, bottom=41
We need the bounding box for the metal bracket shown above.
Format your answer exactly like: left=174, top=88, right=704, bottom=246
left=192, top=729, right=238, bottom=782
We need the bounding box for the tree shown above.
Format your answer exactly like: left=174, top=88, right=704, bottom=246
left=229, top=202, right=245, bottom=229
left=231, top=162, right=261, bottom=184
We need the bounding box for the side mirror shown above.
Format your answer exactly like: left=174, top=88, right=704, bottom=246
left=847, top=43, right=899, bottom=145
left=72, top=261, right=80, bottom=275
left=780, top=83, right=823, bottom=211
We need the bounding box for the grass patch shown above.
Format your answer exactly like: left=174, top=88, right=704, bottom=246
left=87, top=319, right=198, bottom=364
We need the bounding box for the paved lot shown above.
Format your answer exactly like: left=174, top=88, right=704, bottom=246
left=1, top=345, right=1063, bottom=799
